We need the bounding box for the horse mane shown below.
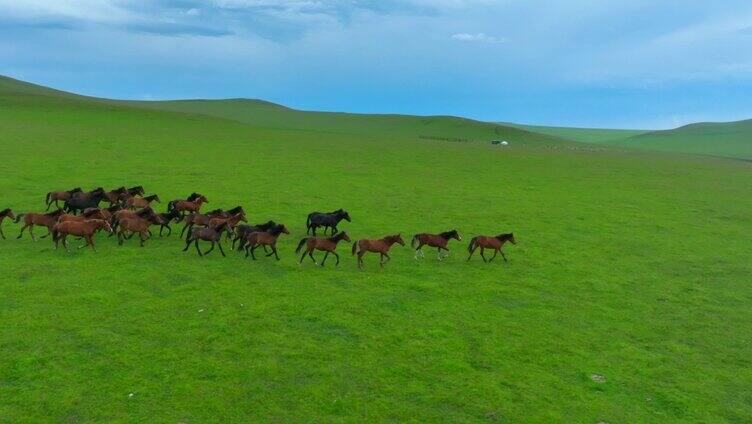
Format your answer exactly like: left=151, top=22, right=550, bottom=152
left=187, top=192, right=201, bottom=201
left=268, top=224, right=286, bottom=235
left=226, top=206, right=243, bottom=214
left=383, top=234, right=401, bottom=243
left=495, top=233, right=513, bottom=240
left=71, top=187, right=83, bottom=192
left=136, top=207, right=154, bottom=217
left=144, top=194, right=159, bottom=201
left=439, top=230, right=457, bottom=239
left=112, top=186, right=126, bottom=193
left=0, top=208, right=10, bottom=215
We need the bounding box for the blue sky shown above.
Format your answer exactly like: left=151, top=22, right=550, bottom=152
left=2, top=1, right=752, bottom=129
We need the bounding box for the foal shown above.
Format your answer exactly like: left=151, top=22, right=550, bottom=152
left=467, top=233, right=517, bottom=262
left=15, top=209, right=65, bottom=241
left=411, top=230, right=462, bottom=260
left=53, top=219, right=112, bottom=251
left=296, top=231, right=352, bottom=266
left=244, top=224, right=290, bottom=260
left=0, top=208, right=15, bottom=239
left=352, top=234, right=405, bottom=268
left=183, top=221, right=232, bottom=257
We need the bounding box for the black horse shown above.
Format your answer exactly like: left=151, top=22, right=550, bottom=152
left=306, top=209, right=351, bottom=235
left=232, top=220, right=276, bottom=251
left=64, top=188, right=107, bottom=214
left=156, top=209, right=184, bottom=237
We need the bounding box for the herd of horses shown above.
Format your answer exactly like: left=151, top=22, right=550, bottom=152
left=1, top=186, right=517, bottom=267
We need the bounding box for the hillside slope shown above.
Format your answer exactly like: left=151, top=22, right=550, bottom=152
left=607, top=120, right=752, bottom=160
left=503, top=122, right=648, bottom=143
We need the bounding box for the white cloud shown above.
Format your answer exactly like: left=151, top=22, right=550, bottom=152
left=451, top=32, right=506, bottom=44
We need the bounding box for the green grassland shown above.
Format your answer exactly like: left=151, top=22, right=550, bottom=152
left=1, top=77, right=752, bottom=422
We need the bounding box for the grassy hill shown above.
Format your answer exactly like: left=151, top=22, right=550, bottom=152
left=606, top=120, right=752, bottom=160
left=1, top=76, right=752, bottom=422
left=503, top=122, right=648, bottom=143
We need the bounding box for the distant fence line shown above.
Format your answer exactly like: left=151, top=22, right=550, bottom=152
left=419, top=135, right=472, bottom=143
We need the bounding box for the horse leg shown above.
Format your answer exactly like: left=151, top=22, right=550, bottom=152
left=29, top=225, right=37, bottom=242
left=0, top=226, right=5, bottom=240
left=272, top=245, right=280, bottom=261
left=489, top=249, right=498, bottom=262
left=88, top=234, right=96, bottom=251
left=139, top=232, right=146, bottom=247
left=182, top=236, right=192, bottom=252
left=217, top=241, right=226, bottom=257
left=17, top=224, right=28, bottom=239
left=500, top=250, right=508, bottom=263
left=309, top=250, right=318, bottom=265
left=180, top=223, right=189, bottom=238
left=63, top=235, right=71, bottom=252
left=437, top=247, right=443, bottom=261
left=194, top=240, right=203, bottom=257
left=300, top=251, right=307, bottom=263
left=382, top=252, right=391, bottom=266
left=321, top=252, right=329, bottom=266
left=204, top=241, right=215, bottom=255
left=248, top=245, right=257, bottom=260
left=358, top=251, right=365, bottom=268
left=467, top=245, right=476, bottom=261
left=480, top=247, right=487, bottom=263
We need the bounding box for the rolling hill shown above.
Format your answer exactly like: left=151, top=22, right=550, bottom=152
left=1, top=75, right=751, bottom=422
left=606, top=119, right=752, bottom=160
left=503, top=122, right=648, bottom=144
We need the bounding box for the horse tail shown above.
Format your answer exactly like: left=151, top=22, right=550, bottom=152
left=411, top=234, right=420, bottom=248
left=351, top=241, right=358, bottom=255
left=295, top=237, right=309, bottom=254
left=14, top=213, right=24, bottom=223
left=468, top=237, right=476, bottom=252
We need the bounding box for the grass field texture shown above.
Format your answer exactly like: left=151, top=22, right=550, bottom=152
left=1, top=77, right=751, bottom=422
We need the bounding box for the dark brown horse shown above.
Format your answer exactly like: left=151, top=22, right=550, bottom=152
left=118, top=185, right=145, bottom=201
left=352, top=234, right=405, bottom=268
left=171, top=194, right=208, bottom=216
left=124, top=194, right=160, bottom=209
left=467, top=233, right=517, bottom=262
left=296, top=231, right=351, bottom=266
left=15, top=209, right=65, bottom=240
left=0, top=208, right=15, bottom=239
left=183, top=221, right=232, bottom=257
left=45, top=187, right=82, bottom=210
left=65, top=187, right=107, bottom=214
left=104, top=187, right=127, bottom=205
left=179, top=209, right=227, bottom=238
left=111, top=207, right=164, bottom=235
left=244, top=224, right=290, bottom=260
left=411, top=230, right=462, bottom=260
left=232, top=220, right=276, bottom=251
left=53, top=219, right=112, bottom=251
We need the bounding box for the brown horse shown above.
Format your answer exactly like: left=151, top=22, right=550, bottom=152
left=53, top=219, right=112, bottom=251
left=170, top=194, right=208, bottom=216
left=183, top=221, right=232, bottom=257
left=411, top=230, right=462, bottom=260
left=15, top=209, right=65, bottom=240
left=244, top=224, right=290, bottom=260
left=208, top=212, right=247, bottom=240
left=124, top=194, right=161, bottom=209
left=467, top=233, right=517, bottom=262
left=351, top=234, right=405, bottom=268
left=45, top=187, right=82, bottom=210
left=0, top=208, right=15, bottom=239
left=295, top=231, right=351, bottom=266
left=179, top=209, right=227, bottom=238
left=116, top=215, right=154, bottom=247
left=57, top=208, right=107, bottom=224
left=118, top=185, right=145, bottom=201
left=112, top=207, right=163, bottom=232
